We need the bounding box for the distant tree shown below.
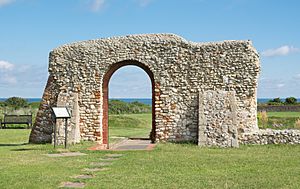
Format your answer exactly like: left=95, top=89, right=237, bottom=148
left=271, top=98, right=282, bottom=103
left=4, top=97, right=29, bottom=110
left=285, top=97, right=297, bottom=104
left=109, top=100, right=151, bottom=114
left=267, top=97, right=283, bottom=105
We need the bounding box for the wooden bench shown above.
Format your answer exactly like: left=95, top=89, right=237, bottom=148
left=0, top=114, right=32, bottom=129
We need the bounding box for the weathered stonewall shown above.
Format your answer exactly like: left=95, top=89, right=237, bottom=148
left=29, top=33, right=261, bottom=147
left=240, top=129, right=300, bottom=145
left=198, top=90, right=239, bottom=147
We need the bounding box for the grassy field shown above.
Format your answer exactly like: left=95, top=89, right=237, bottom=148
left=258, top=111, right=300, bottom=129
left=109, top=113, right=151, bottom=138
left=1, top=129, right=300, bottom=188
left=1, top=107, right=300, bottom=188
left=267, top=112, right=300, bottom=118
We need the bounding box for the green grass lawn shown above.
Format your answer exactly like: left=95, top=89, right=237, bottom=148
left=1, top=113, right=300, bottom=188
left=267, top=112, right=300, bottom=118
left=258, top=111, right=300, bottom=129
left=1, top=128, right=300, bottom=188
left=109, top=113, right=151, bottom=141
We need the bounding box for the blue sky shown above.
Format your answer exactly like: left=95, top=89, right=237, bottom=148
left=0, top=0, right=299, bottom=98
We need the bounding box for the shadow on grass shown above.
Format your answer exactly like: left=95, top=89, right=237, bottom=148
left=0, top=143, right=38, bottom=151
left=0, top=143, right=28, bottom=147
left=168, top=140, right=198, bottom=145
left=0, top=127, right=31, bottom=129
left=10, top=148, right=36, bottom=151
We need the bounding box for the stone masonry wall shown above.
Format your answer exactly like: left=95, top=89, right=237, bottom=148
left=29, top=33, right=260, bottom=145
left=198, top=90, right=239, bottom=147
left=29, top=76, right=58, bottom=143
left=240, top=129, right=300, bottom=145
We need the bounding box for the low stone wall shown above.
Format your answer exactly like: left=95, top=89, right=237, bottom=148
left=240, top=129, right=300, bottom=145
left=258, top=105, right=300, bottom=112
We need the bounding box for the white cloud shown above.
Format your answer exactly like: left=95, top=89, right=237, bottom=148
left=262, top=45, right=300, bottom=57
left=137, top=0, right=153, bottom=7
left=258, top=76, right=300, bottom=98
left=0, top=60, right=17, bottom=85
left=0, top=64, right=48, bottom=97
left=109, top=66, right=151, bottom=98
left=0, top=60, right=14, bottom=71
left=2, top=74, right=17, bottom=84
left=0, top=0, right=15, bottom=7
left=258, top=78, right=285, bottom=90
left=293, top=74, right=300, bottom=79
left=276, top=83, right=285, bottom=88
left=0, top=73, right=17, bottom=85
left=90, top=0, right=106, bottom=12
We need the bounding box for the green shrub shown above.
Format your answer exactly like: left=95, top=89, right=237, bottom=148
left=29, top=102, right=41, bottom=109
left=267, top=98, right=283, bottom=105
left=0, top=101, right=5, bottom=107
left=285, top=97, right=297, bottom=104
left=4, top=97, right=29, bottom=110
left=109, top=100, right=151, bottom=114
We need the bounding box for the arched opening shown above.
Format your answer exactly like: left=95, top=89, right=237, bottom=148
left=103, top=60, right=155, bottom=148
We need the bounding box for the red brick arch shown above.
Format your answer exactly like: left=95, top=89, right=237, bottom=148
left=102, top=60, right=155, bottom=148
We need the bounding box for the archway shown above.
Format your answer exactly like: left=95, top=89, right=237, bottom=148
left=102, top=60, right=155, bottom=148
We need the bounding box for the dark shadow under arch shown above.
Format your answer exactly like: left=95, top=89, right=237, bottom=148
left=102, top=60, right=155, bottom=148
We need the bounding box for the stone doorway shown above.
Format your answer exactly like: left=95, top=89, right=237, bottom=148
left=102, top=60, right=156, bottom=148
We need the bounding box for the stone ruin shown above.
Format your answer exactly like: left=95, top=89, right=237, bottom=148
left=28, top=33, right=300, bottom=148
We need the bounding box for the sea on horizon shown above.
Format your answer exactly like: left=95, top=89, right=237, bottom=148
left=1, top=98, right=300, bottom=105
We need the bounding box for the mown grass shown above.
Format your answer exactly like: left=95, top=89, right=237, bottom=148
left=109, top=113, right=151, bottom=138
left=1, top=106, right=300, bottom=188
left=1, top=129, right=300, bottom=189
left=258, top=111, right=300, bottom=129
left=267, top=112, right=300, bottom=118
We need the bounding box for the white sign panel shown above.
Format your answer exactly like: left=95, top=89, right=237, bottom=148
left=52, top=107, right=71, bottom=118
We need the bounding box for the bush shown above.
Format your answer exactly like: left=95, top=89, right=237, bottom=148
left=4, top=97, right=29, bottom=110
left=0, top=101, right=5, bottom=107
left=29, top=102, right=41, bottom=109
left=285, top=97, right=297, bottom=104
left=109, top=100, right=151, bottom=114
left=267, top=98, right=283, bottom=105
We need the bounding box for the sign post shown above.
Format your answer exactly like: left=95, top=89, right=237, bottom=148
left=51, top=107, right=71, bottom=149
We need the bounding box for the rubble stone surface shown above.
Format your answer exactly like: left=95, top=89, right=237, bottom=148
left=29, top=33, right=261, bottom=147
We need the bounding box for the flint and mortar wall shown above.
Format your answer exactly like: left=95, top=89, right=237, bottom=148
left=240, top=129, right=300, bottom=145
left=198, top=90, right=239, bottom=147
left=29, top=33, right=260, bottom=145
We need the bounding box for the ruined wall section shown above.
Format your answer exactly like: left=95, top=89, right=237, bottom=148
left=29, top=75, right=59, bottom=143
left=240, top=129, right=300, bottom=144
left=198, top=90, right=239, bottom=147
left=30, top=34, right=260, bottom=144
